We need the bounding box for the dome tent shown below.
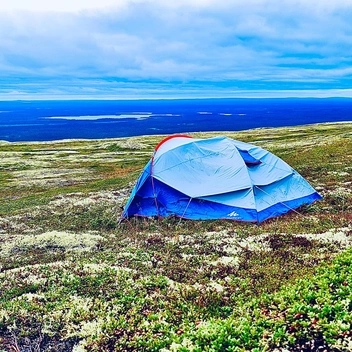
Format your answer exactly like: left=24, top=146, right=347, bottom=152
left=122, top=135, right=321, bottom=223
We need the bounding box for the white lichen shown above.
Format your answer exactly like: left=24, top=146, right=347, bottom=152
left=209, top=256, right=240, bottom=267
left=0, top=231, right=104, bottom=256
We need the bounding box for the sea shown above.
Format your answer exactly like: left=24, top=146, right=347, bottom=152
left=0, top=98, right=351, bottom=142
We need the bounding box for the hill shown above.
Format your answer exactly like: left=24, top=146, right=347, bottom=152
left=0, top=123, right=351, bottom=351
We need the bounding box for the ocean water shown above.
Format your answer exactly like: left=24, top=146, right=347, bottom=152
left=0, top=98, right=351, bottom=142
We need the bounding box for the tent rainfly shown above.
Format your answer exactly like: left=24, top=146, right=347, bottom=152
left=122, top=135, right=322, bottom=222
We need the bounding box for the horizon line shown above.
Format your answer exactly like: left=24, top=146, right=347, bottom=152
left=2, top=96, right=352, bottom=102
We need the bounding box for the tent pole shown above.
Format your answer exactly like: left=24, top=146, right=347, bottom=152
left=150, top=155, right=160, bottom=218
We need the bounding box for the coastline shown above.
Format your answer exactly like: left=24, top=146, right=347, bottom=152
left=1, top=121, right=351, bottom=145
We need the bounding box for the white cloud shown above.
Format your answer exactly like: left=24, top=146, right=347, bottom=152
left=3, top=0, right=352, bottom=13
left=0, top=0, right=352, bottom=97
left=0, top=0, right=128, bottom=12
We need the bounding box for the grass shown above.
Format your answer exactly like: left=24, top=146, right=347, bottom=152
left=0, top=122, right=351, bottom=351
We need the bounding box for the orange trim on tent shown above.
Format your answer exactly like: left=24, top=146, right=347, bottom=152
left=154, top=134, right=193, bottom=152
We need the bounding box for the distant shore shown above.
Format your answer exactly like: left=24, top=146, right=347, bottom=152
left=1, top=121, right=351, bottom=145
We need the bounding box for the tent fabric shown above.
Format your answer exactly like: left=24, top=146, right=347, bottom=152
left=122, top=135, right=322, bottom=222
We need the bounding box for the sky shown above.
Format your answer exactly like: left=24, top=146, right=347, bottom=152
left=1, top=0, right=352, bottom=99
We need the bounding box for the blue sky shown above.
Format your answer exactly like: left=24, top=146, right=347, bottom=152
left=1, top=0, right=352, bottom=99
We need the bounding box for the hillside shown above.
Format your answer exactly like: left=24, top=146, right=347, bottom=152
left=0, top=123, right=351, bottom=351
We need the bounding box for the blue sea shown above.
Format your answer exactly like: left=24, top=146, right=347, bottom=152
left=0, top=98, right=351, bottom=142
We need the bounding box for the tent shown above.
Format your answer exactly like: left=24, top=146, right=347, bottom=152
left=122, top=135, right=322, bottom=222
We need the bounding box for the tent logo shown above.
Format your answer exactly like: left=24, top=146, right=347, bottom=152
left=227, top=211, right=239, bottom=217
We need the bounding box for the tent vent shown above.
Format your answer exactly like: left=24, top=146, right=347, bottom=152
left=237, top=149, right=262, bottom=166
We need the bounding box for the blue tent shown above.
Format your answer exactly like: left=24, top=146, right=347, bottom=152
left=122, top=135, right=322, bottom=222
